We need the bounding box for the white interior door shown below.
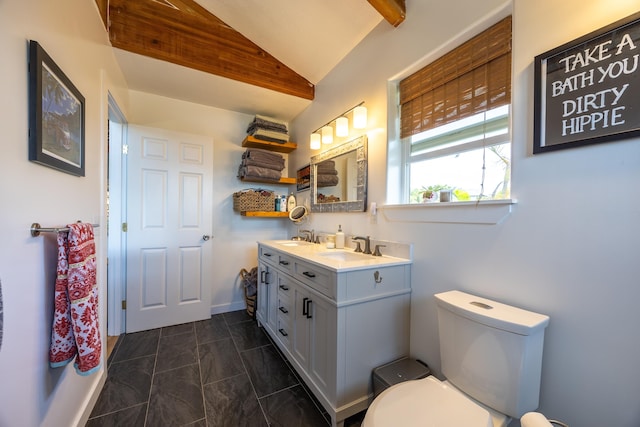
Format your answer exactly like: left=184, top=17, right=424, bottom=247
left=126, top=125, right=213, bottom=333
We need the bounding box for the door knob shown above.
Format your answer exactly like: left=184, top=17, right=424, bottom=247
left=202, top=235, right=212, bottom=241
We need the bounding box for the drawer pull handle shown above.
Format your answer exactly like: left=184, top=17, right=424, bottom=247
left=278, top=328, right=288, bottom=337
left=279, top=260, right=289, bottom=266
left=279, top=306, right=288, bottom=314
left=279, top=285, right=289, bottom=291
left=302, top=271, right=316, bottom=278
left=264, top=253, right=272, bottom=257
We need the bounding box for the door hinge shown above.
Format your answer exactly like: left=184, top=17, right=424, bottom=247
left=122, top=222, right=128, bottom=232
left=122, top=144, right=129, bottom=155
left=121, top=300, right=127, bottom=310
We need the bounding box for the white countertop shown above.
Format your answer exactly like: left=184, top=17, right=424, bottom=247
left=259, top=240, right=412, bottom=272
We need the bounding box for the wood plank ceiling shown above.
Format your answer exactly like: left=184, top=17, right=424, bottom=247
left=96, top=0, right=405, bottom=101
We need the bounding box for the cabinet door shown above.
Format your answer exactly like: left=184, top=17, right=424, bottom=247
left=292, top=285, right=311, bottom=368
left=291, top=283, right=336, bottom=401
left=308, top=294, right=335, bottom=399
left=256, top=261, right=271, bottom=326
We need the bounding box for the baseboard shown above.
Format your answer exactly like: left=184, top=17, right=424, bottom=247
left=75, top=368, right=107, bottom=426
left=210, top=300, right=246, bottom=315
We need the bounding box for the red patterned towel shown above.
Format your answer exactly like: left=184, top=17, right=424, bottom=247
left=49, top=223, right=102, bottom=375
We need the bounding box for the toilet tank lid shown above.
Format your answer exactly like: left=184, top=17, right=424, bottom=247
left=435, top=291, right=550, bottom=336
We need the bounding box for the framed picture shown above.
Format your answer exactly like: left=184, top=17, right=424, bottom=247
left=533, top=12, right=640, bottom=154
left=29, top=40, right=85, bottom=176
left=296, top=164, right=310, bottom=192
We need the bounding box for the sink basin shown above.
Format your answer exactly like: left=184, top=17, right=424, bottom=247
left=274, top=240, right=314, bottom=247
left=317, top=251, right=370, bottom=262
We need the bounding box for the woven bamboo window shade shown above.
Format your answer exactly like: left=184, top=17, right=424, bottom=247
left=399, top=16, right=512, bottom=139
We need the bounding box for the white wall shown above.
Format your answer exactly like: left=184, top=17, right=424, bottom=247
left=289, top=1, right=640, bottom=426
left=127, top=91, right=291, bottom=313
left=0, top=1, right=128, bottom=426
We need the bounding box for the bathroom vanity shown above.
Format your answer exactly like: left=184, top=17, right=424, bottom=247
left=256, top=240, right=412, bottom=427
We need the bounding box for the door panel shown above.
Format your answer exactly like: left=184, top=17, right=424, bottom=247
left=126, top=125, right=213, bottom=332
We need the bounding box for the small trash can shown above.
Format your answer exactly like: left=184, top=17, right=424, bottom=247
left=372, top=357, right=431, bottom=398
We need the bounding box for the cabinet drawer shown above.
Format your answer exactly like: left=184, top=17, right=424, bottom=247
left=293, top=259, right=335, bottom=298
left=276, top=253, right=293, bottom=272
left=345, top=266, right=408, bottom=300
left=259, top=245, right=279, bottom=265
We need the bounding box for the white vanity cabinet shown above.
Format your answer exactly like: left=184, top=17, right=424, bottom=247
left=256, top=242, right=411, bottom=427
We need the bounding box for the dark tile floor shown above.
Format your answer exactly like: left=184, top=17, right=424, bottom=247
left=87, top=310, right=365, bottom=427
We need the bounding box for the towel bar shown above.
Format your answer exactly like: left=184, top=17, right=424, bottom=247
left=30, top=222, right=100, bottom=237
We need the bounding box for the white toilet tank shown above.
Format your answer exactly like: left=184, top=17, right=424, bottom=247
left=435, top=291, right=550, bottom=418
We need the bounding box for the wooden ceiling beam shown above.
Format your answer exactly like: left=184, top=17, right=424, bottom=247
left=107, top=0, right=315, bottom=100
left=367, top=0, right=406, bottom=27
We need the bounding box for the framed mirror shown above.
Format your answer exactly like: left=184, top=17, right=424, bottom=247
left=310, top=135, right=367, bottom=213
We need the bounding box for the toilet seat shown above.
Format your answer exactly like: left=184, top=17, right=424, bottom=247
left=363, top=376, right=493, bottom=427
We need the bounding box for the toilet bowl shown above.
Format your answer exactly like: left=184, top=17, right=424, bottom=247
left=363, top=291, right=550, bottom=427
left=363, top=376, right=509, bottom=427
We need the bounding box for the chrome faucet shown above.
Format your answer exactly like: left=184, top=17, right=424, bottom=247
left=299, top=229, right=315, bottom=243
left=352, top=236, right=372, bottom=255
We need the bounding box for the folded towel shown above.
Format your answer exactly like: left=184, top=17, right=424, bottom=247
left=316, top=160, right=338, bottom=175
left=247, top=116, right=289, bottom=134
left=242, top=148, right=285, bottom=163
left=50, top=223, right=101, bottom=375
left=316, top=166, right=338, bottom=175
left=241, top=148, right=285, bottom=170
left=238, top=165, right=282, bottom=181
left=316, top=174, right=339, bottom=187
left=255, top=114, right=288, bottom=129
left=249, top=128, right=289, bottom=143
left=241, top=157, right=285, bottom=171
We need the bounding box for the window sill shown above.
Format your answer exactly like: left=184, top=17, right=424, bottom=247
left=379, top=199, right=517, bottom=225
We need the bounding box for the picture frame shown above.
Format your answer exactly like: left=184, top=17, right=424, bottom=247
left=296, top=164, right=310, bottom=192
left=28, top=40, right=85, bottom=176
left=533, top=12, right=640, bottom=154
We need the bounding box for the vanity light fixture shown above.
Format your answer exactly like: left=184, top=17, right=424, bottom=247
left=309, top=101, right=366, bottom=149
left=310, top=133, right=321, bottom=150
left=321, top=125, right=334, bottom=145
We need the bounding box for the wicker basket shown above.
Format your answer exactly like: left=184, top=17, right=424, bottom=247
left=233, top=189, right=275, bottom=212
left=240, top=267, right=257, bottom=319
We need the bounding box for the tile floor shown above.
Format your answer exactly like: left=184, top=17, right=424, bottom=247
left=86, top=310, right=365, bottom=426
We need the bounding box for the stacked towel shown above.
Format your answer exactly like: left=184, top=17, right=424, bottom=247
left=316, top=160, right=339, bottom=187
left=238, top=148, right=285, bottom=181
left=247, top=114, right=289, bottom=143
left=50, top=223, right=101, bottom=375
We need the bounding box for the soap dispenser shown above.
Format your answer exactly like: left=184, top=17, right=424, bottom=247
left=335, top=225, right=345, bottom=249
left=287, top=193, right=296, bottom=212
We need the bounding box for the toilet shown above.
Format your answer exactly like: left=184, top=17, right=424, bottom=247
left=363, top=290, right=550, bottom=427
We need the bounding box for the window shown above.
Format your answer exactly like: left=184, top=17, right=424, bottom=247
left=392, top=16, right=512, bottom=204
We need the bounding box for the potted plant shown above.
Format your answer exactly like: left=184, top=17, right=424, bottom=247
left=421, top=185, right=450, bottom=202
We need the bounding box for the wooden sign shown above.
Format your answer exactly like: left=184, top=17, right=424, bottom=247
left=534, top=12, right=640, bottom=153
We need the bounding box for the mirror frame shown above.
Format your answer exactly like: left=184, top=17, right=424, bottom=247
left=310, top=134, right=368, bottom=213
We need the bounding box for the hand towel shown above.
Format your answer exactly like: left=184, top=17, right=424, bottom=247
left=50, top=223, right=101, bottom=375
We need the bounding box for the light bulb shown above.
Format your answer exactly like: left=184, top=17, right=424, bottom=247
left=310, top=133, right=321, bottom=150
left=353, top=105, right=367, bottom=129
left=321, top=125, right=333, bottom=144
left=336, top=117, right=349, bottom=137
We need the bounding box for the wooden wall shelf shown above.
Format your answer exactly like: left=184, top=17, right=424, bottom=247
left=241, top=211, right=290, bottom=217
left=242, top=135, right=297, bottom=153
left=240, top=176, right=296, bottom=185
